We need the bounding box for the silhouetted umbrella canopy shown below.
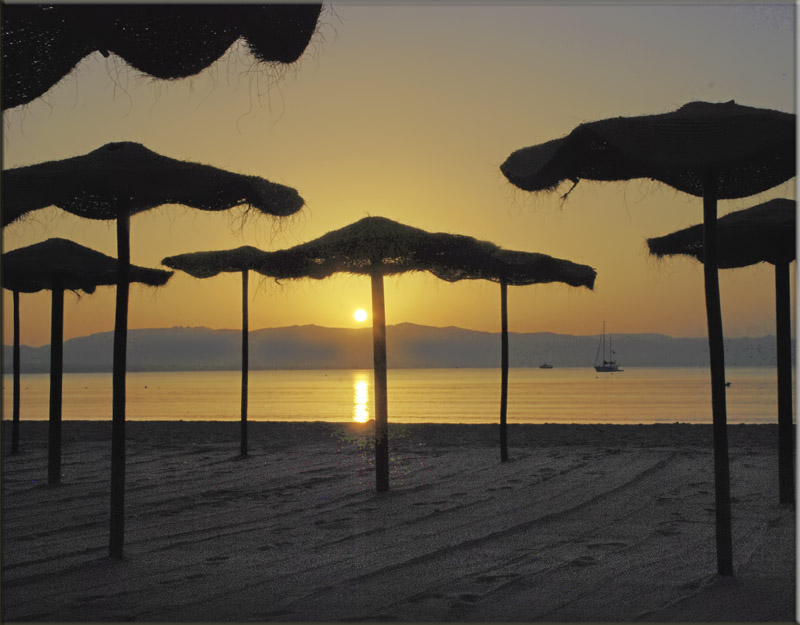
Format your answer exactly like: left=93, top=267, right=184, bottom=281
left=162, top=245, right=273, bottom=279
left=501, top=101, right=795, bottom=200
left=264, top=216, right=495, bottom=278
left=2, top=141, right=304, bottom=227
left=647, top=198, right=796, bottom=267
left=2, top=237, right=172, bottom=293
left=449, top=247, right=595, bottom=288
left=263, top=216, right=596, bottom=286
left=2, top=3, right=323, bottom=109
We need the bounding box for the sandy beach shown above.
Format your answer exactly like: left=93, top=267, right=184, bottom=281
left=1, top=420, right=794, bottom=622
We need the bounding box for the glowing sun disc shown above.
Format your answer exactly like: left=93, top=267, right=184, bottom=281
left=354, top=308, right=368, bottom=322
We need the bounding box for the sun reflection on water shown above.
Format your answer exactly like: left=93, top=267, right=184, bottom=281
left=353, top=377, right=370, bottom=423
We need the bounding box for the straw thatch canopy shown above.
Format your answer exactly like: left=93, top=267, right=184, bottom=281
left=2, top=238, right=172, bottom=293
left=162, top=246, right=273, bottom=279
left=2, top=142, right=304, bottom=228
left=467, top=248, right=595, bottom=288
left=647, top=198, right=796, bottom=268
left=262, top=216, right=597, bottom=287
left=501, top=101, right=795, bottom=200
left=2, top=4, right=323, bottom=109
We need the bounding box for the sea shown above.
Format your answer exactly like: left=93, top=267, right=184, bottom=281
left=1, top=367, right=793, bottom=425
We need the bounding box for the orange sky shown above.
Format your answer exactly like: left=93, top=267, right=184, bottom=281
left=2, top=3, right=796, bottom=347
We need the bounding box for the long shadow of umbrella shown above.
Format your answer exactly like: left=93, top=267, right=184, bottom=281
left=501, top=100, right=796, bottom=575
left=1, top=4, right=323, bottom=110
left=427, top=247, right=596, bottom=462
left=161, top=246, right=281, bottom=458
left=262, top=216, right=595, bottom=488
left=2, top=238, right=172, bottom=482
left=648, top=198, right=796, bottom=504
left=2, top=141, right=304, bottom=558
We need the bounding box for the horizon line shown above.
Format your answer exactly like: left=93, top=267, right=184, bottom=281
left=4, top=321, right=786, bottom=350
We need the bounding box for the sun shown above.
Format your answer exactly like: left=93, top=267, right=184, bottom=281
left=354, top=308, right=368, bottom=322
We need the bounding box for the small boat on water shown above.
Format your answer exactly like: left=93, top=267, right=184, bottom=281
left=539, top=363, right=553, bottom=369
left=594, top=322, right=623, bottom=373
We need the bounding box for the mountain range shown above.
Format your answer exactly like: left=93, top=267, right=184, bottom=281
left=2, top=323, right=790, bottom=374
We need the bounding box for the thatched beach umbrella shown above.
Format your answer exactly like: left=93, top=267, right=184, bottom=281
left=264, top=216, right=595, bottom=488
left=2, top=3, right=323, bottom=109
left=2, top=238, right=172, bottom=482
left=162, top=246, right=274, bottom=457
left=648, top=198, right=796, bottom=504
left=428, top=247, right=596, bottom=462
left=2, top=141, right=304, bottom=558
left=501, top=100, right=796, bottom=576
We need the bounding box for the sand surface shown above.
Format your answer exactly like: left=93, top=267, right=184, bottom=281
left=1, top=421, right=795, bottom=622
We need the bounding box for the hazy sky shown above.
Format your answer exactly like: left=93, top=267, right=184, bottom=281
left=2, top=2, right=796, bottom=347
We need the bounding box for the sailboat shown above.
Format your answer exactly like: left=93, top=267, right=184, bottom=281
left=594, top=322, right=623, bottom=372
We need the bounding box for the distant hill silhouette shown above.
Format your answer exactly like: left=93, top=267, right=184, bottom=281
left=2, top=324, right=791, bottom=374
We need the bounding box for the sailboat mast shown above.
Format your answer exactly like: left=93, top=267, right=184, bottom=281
left=602, top=321, right=606, bottom=363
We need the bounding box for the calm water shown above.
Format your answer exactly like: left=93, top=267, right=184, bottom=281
left=1, top=367, right=792, bottom=425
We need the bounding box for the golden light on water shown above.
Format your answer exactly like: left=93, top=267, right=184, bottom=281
left=353, top=379, right=370, bottom=423
left=354, top=309, right=368, bottom=323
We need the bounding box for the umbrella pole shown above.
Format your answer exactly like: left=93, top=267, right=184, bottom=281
left=47, top=279, right=64, bottom=486
left=500, top=279, right=509, bottom=463
left=110, top=207, right=131, bottom=559
left=371, top=271, right=389, bottom=492
left=774, top=261, right=794, bottom=504
left=702, top=175, right=733, bottom=576
left=241, top=269, right=249, bottom=458
left=11, top=290, right=20, bottom=455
